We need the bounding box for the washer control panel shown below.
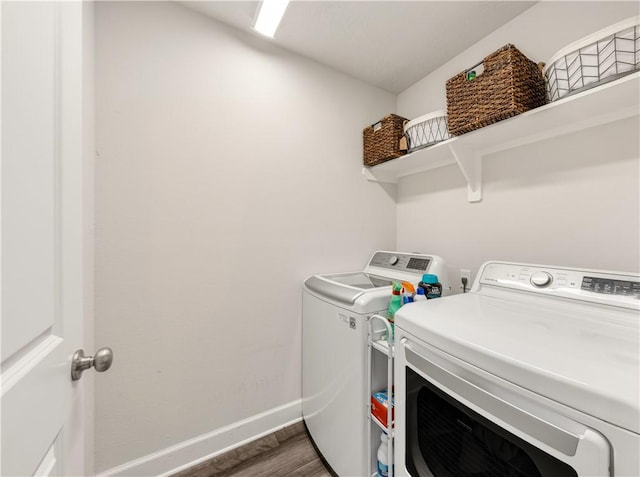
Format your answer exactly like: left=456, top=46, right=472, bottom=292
left=479, top=262, right=640, bottom=309
left=368, top=251, right=431, bottom=273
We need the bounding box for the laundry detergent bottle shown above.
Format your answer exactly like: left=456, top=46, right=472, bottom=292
left=419, top=274, right=442, bottom=299
left=377, top=432, right=390, bottom=477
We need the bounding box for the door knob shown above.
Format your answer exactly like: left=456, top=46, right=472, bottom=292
left=71, top=347, right=113, bottom=381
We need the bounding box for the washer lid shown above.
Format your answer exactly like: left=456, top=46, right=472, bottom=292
left=395, top=294, right=640, bottom=433
left=304, top=273, right=392, bottom=308
left=322, top=272, right=393, bottom=289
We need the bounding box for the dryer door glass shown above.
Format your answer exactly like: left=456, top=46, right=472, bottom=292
left=406, top=368, right=578, bottom=477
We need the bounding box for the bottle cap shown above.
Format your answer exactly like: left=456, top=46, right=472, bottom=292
left=401, top=281, right=415, bottom=294
left=416, top=287, right=425, bottom=295
left=421, top=274, right=439, bottom=284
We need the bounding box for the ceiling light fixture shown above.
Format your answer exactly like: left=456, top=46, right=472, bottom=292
left=252, top=0, right=290, bottom=38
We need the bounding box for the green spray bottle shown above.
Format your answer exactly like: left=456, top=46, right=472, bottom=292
left=386, top=282, right=403, bottom=341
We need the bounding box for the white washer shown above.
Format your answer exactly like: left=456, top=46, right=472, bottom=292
left=302, top=251, right=448, bottom=477
left=395, top=261, right=640, bottom=477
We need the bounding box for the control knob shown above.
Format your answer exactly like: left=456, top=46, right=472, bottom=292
left=389, top=255, right=399, bottom=266
left=530, top=271, right=552, bottom=288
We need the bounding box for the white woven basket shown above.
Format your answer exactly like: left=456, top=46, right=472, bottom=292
left=404, top=111, right=450, bottom=153
left=544, top=16, right=640, bottom=102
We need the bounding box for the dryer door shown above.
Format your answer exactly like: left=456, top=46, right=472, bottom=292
left=396, top=336, right=611, bottom=477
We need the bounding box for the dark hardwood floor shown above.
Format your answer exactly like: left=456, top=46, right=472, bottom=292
left=172, top=422, right=335, bottom=477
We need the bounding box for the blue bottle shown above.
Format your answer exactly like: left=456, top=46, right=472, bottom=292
left=413, top=287, right=427, bottom=302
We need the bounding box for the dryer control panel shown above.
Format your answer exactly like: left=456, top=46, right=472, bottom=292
left=477, top=262, right=640, bottom=309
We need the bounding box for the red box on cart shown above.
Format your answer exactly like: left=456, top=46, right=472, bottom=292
left=371, top=389, right=394, bottom=427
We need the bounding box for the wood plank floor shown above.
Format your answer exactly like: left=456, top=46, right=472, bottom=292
left=172, top=422, right=336, bottom=477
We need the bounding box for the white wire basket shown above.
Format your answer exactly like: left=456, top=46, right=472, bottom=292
left=404, top=111, right=450, bottom=153
left=544, top=16, right=640, bottom=102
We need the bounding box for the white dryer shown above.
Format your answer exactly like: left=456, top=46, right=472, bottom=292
left=302, top=251, right=448, bottom=477
left=394, top=261, right=640, bottom=477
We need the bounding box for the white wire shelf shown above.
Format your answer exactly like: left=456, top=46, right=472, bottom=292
left=370, top=413, right=395, bottom=437
left=363, top=72, right=640, bottom=202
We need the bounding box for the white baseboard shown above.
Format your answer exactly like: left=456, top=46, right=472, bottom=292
left=95, top=399, right=302, bottom=477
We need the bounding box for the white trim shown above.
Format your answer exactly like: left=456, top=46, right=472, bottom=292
left=95, top=400, right=302, bottom=477
left=0, top=336, right=62, bottom=393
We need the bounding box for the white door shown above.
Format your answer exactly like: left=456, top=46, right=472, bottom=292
left=2, top=2, right=91, bottom=475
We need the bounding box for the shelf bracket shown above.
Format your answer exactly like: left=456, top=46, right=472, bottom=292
left=448, top=143, right=482, bottom=202
left=362, top=167, right=398, bottom=184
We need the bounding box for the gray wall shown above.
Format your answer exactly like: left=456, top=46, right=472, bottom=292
left=94, top=0, right=639, bottom=473
left=94, top=2, right=396, bottom=472
left=396, top=1, right=640, bottom=289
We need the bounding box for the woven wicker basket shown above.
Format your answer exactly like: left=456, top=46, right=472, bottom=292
left=363, top=114, right=408, bottom=166
left=446, top=44, right=546, bottom=136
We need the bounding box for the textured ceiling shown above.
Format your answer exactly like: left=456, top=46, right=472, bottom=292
left=182, top=1, right=536, bottom=93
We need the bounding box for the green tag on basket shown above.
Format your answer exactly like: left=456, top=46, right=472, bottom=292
left=466, top=70, right=476, bottom=81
